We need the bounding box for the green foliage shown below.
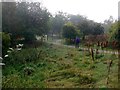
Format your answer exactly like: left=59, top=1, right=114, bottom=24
left=23, top=66, right=35, bottom=76
left=2, top=40, right=118, bottom=88
left=69, top=15, right=86, bottom=26
left=92, top=23, right=104, bottom=35
left=103, top=16, right=114, bottom=34
left=80, top=21, right=104, bottom=36
left=62, top=22, right=79, bottom=39
left=78, top=74, right=96, bottom=84
left=49, top=11, right=68, bottom=38
left=109, top=21, right=118, bottom=41
left=22, top=29, right=36, bottom=42
left=2, top=2, right=50, bottom=43
left=118, top=21, right=120, bottom=41
left=0, top=32, right=11, bottom=56
left=3, top=47, right=46, bottom=65
left=108, top=20, right=120, bottom=49
left=69, top=15, right=104, bottom=39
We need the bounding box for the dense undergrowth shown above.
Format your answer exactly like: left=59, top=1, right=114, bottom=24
left=2, top=43, right=118, bottom=88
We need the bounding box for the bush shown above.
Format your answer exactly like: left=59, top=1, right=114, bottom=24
left=0, top=32, right=11, bottom=57
left=78, top=74, right=96, bottom=85
left=23, top=30, right=37, bottom=42
left=62, top=22, right=79, bottom=44
left=23, top=66, right=35, bottom=76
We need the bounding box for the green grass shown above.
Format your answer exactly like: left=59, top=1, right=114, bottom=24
left=2, top=43, right=118, bottom=88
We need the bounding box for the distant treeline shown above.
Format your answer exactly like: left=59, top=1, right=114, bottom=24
left=1, top=2, right=120, bottom=56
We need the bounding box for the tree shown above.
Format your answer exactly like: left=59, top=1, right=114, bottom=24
left=103, top=16, right=114, bottom=33
left=69, top=14, right=87, bottom=26
left=118, top=21, right=120, bottom=49
left=77, top=19, right=104, bottom=39
left=16, top=2, right=50, bottom=41
left=2, top=2, right=50, bottom=44
left=2, top=2, right=18, bottom=34
left=92, top=23, right=104, bottom=35
left=49, top=11, right=68, bottom=39
left=108, top=20, right=120, bottom=49
left=62, top=22, right=79, bottom=44
left=109, top=21, right=118, bottom=41
left=77, top=19, right=92, bottom=40
left=0, top=32, right=11, bottom=57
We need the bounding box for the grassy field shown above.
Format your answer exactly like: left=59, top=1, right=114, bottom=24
left=2, top=43, right=118, bottom=88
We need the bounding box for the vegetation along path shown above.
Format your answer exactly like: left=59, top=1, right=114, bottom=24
left=48, top=39, right=119, bottom=55
left=2, top=43, right=118, bottom=88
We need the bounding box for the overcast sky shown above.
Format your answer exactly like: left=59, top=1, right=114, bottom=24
left=14, top=0, right=120, bottom=23
left=37, top=0, right=119, bottom=23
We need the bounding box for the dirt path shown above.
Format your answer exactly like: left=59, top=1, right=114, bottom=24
left=47, top=40, right=120, bottom=55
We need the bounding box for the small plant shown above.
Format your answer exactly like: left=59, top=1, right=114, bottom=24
left=95, top=54, right=104, bottom=59
left=89, top=64, right=96, bottom=70
left=78, top=74, right=96, bottom=85
left=83, top=60, right=90, bottom=65
left=106, top=59, right=113, bottom=85
left=1, top=32, right=11, bottom=57
left=23, top=67, right=35, bottom=76
left=85, top=51, right=91, bottom=56
left=78, top=49, right=82, bottom=51
left=58, top=58, right=63, bottom=60
left=37, top=62, right=46, bottom=67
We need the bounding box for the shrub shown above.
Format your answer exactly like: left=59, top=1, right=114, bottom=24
left=23, top=66, right=35, bottom=76
left=62, top=22, right=79, bottom=44
left=0, top=32, right=11, bottom=57
left=78, top=74, right=96, bottom=85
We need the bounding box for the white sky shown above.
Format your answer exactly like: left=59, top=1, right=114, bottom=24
left=16, top=0, right=120, bottom=23
left=39, top=0, right=119, bottom=23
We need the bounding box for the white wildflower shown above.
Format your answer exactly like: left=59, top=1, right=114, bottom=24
left=7, top=50, right=11, bottom=53
left=16, top=45, right=19, bottom=48
left=16, top=48, right=22, bottom=51
left=0, top=57, right=3, bottom=60
left=18, top=44, right=24, bottom=47
left=0, top=63, right=5, bottom=65
left=9, top=48, right=14, bottom=51
left=4, top=55, right=8, bottom=58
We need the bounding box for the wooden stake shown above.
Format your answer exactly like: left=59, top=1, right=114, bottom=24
left=91, top=48, right=94, bottom=62
left=106, top=59, right=113, bottom=85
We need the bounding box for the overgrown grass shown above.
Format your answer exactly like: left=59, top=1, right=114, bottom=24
left=2, top=43, right=118, bottom=88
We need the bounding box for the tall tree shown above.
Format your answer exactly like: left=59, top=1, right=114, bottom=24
left=77, top=19, right=104, bottom=39
left=2, top=2, right=18, bottom=34
left=16, top=2, right=50, bottom=41
left=62, top=22, right=79, bottom=40
left=2, top=2, right=50, bottom=43
left=103, top=16, right=114, bottom=33
left=69, top=14, right=87, bottom=26
left=109, top=20, right=119, bottom=41
left=49, top=11, right=68, bottom=38
left=92, top=23, right=104, bottom=35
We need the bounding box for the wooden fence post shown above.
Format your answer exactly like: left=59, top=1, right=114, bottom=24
left=106, top=59, right=113, bottom=85
left=91, top=48, right=94, bottom=62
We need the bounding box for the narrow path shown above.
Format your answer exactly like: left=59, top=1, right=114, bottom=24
left=47, top=40, right=120, bottom=55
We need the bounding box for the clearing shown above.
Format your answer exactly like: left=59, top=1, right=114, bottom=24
left=2, top=43, right=118, bottom=88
